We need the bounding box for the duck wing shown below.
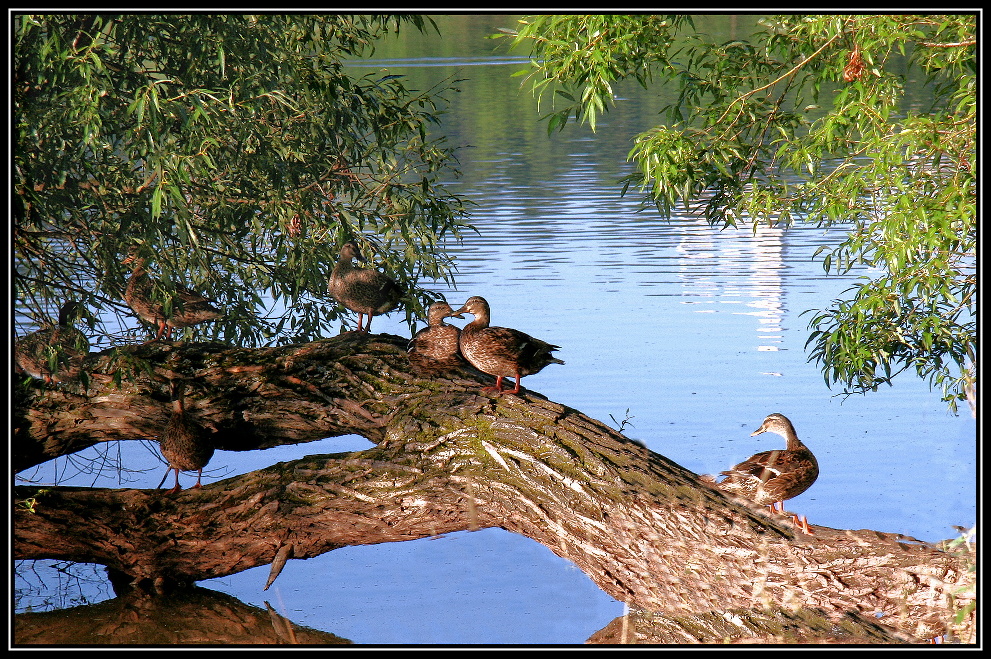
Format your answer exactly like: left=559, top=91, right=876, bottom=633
left=721, top=448, right=818, bottom=498
left=478, top=326, right=541, bottom=357
left=335, top=269, right=403, bottom=313
left=473, top=327, right=563, bottom=376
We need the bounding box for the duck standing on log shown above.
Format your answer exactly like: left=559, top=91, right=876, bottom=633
left=157, top=383, right=215, bottom=495
left=328, top=241, right=404, bottom=333
left=14, top=300, right=90, bottom=384
left=123, top=245, right=222, bottom=342
left=705, top=413, right=819, bottom=534
left=407, top=301, right=466, bottom=374
left=455, top=295, right=564, bottom=395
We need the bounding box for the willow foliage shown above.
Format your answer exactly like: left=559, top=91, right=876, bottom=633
left=501, top=14, right=976, bottom=412
left=15, top=14, right=471, bottom=348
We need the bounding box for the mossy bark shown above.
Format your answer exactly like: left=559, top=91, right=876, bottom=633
left=12, top=334, right=974, bottom=643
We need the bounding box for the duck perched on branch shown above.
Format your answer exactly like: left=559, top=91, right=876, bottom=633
left=14, top=300, right=90, bottom=384
left=157, top=384, right=215, bottom=495
left=123, top=245, right=222, bottom=342
left=706, top=413, right=819, bottom=534
left=328, top=241, right=404, bottom=333
left=407, top=301, right=466, bottom=374
left=455, top=295, right=564, bottom=395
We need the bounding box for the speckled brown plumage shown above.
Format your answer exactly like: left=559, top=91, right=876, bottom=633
left=711, top=413, right=819, bottom=534
left=455, top=295, right=564, bottom=395
left=158, top=394, right=215, bottom=494
left=327, top=241, right=404, bottom=333
left=123, top=246, right=222, bottom=341
left=14, top=301, right=90, bottom=384
left=407, top=301, right=467, bottom=374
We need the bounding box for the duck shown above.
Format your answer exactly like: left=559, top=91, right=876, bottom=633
left=14, top=300, right=90, bottom=384
left=455, top=295, right=564, bottom=395
left=709, top=413, right=819, bottom=534
left=157, top=384, right=215, bottom=495
left=327, top=241, right=404, bottom=333
left=407, top=301, right=466, bottom=374
left=123, top=245, right=222, bottom=341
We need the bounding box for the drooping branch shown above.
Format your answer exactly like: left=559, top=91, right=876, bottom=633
left=13, top=335, right=974, bottom=642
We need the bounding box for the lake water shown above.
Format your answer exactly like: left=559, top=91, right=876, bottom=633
left=15, top=15, right=976, bottom=645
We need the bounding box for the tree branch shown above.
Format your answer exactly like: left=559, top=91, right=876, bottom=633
left=13, top=335, right=973, bottom=642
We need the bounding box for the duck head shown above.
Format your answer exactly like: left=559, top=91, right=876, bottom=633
left=339, top=241, right=367, bottom=263
left=427, top=301, right=464, bottom=324
left=751, top=413, right=795, bottom=438
left=454, top=296, right=489, bottom=318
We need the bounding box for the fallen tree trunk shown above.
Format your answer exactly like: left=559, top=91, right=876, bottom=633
left=13, top=334, right=975, bottom=643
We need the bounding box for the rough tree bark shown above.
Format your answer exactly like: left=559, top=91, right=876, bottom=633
left=12, top=334, right=975, bottom=644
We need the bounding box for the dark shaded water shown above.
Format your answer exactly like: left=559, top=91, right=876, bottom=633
left=15, top=15, right=975, bottom=645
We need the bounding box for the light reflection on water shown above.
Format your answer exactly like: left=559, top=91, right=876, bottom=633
left=15, top=44, right=975, bottom=646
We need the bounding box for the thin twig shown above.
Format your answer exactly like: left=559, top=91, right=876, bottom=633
left=715, top=31, right=844, bottom=127
left=919, top=40, right=976, bottom=48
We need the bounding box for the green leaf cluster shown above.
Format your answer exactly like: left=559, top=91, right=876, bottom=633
left=496, top=15, right=685, bottom=132
left=15, top=14, right=471, bottom=347
left=502, top=14, right=975, bottom=411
